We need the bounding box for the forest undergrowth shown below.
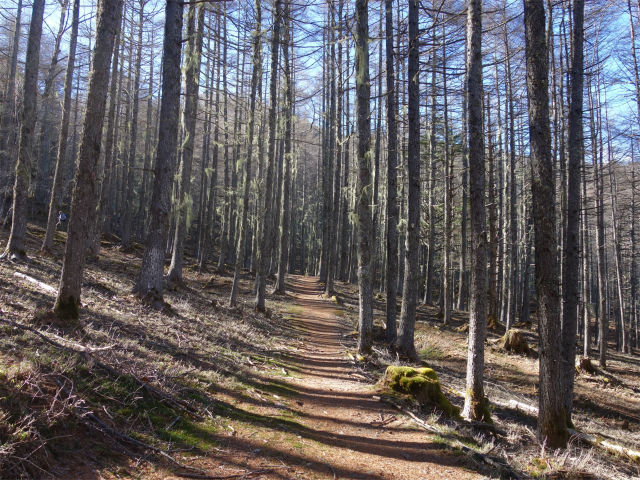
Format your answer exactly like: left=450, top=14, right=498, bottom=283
left=1, top=219, right=639, bottom=479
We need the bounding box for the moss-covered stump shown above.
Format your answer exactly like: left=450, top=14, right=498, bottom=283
left=381, top=366, right=460, bottom=418
left=495, top=329, right=531, bottom=355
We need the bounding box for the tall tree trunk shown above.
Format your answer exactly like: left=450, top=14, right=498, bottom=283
left=608, top=158, right=627, bottom=352
left=385, top=0, right=399, bottom=344
left=397, top=0, right=419, bottom=358
left=133, top=0, right=183, bottom=302
left=462, top=0, right=489, bottom=423
left=424, top=53, right=437, bottom=306
left=229, top=0, right=263, bottom=307
left=2, top=0, right=45, bottom=261
left=134, top=29, right=155, bottom=242
left=325, top=0, right=339, bottom=296
left=42, top=0, right=80, bottom=253
left=35, top=0, right=68, bottom=203
left=119, top=1, right=146, bottom=249
left=524, top=0, right=568, bottom=448
left=53, top=0, right=124, bottom=319
left=505, top=29, right=518, bottom=330
left=0, top=0, right=22, bottom=186
left=274, top=1, right=293, bottom=295
left=457, top=63, right=469, bottom=312
left=167, top=3, right=205, bottom=285
left=355, top=0, right=373, bottom=354
left=217, top=5, right=230, bottom=271
left=486, top=92, right=498, bottom=325
left=255, top=0, right=282, bottom=312
left=562, top=0, right=583, bottom=426
left=442, top=28, right=452, bottom=326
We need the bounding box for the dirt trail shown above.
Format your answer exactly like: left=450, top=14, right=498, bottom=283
left=282, top=275, right=484, bottom=480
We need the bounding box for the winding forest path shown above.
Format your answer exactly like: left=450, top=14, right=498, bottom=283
left=279, top=275, right=484, bottom=480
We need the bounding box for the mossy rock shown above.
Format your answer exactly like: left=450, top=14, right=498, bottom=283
left=381, top=366, right=460, bottom=418
left=495, top=329, right=531, bottom=355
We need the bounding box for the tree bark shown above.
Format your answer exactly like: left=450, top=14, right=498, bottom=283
left=462, top=0, right=489, bottom=423
left=53, top=0, right=124, bottom=319
left=42, top=0, right=80, bottom=253
left=133, top=0, right=183, bottom=301
left=355, top=0, right=373, bottom=354
left=229, top=0, right=263, bottom=307
left=2, top=0, right=45, bottom=261
left=385, top=0, right=398, bottom=344
left=167, top=2, right=205, bottom=285
left=397, top=0, right=420, bottom=359
left=562, top=0, right=584, bottom=426
left=524, top=0, right=568, bottom=448
left=274, top=1, right=293, bottom=295
left=255, top=0, right=282, bottom=312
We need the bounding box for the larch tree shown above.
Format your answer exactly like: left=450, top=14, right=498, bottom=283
left=396, top=0, right=420, bottom=359
left=462, top=0, right=490, bottom=423
left=562, top=0, right=584, bottom=427
left=53, top=0, right=124, bottom=320
left=167, top=2, right=205, bottom=286
left=134, top=0, right=183, bottom=304
left=355, top=0, right=373, bottom=354
left=229, top=0, right=263, bottom=307
left=524, top=0, right=569, bottom=448
left=42, top=0, right=80, bottom=253
left=274, top=0, right=293, bottom=296
left=385, top=0, right=399, bottom=344
left=254, top=0, right=282, bottom=312
left=0, top=0, right=22, bottom=175
left=1, top=0, right=45, bottom=262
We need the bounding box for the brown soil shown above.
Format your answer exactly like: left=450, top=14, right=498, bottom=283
left=155, top=276, right=487, bottom=480
left=3, top=221, right=640, bottom=479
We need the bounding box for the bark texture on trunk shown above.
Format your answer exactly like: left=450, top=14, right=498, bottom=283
left=2, top=0, right=45, bottom=260
left=462, top=0, right=489, bottom=423
left=167, top=3, right=205, bottom=285
left=385, top=0, right=398, bottom=344
left=397, top=0, right=420, bottom=359
left=54, top=0, right=124, bottom=319
left=229, top=0, right=262, bottom=307
left=134, top=0, right=183, bottom=300
left=254, top=0, right=282, bottom=311
left=42, top=0, right=80, bottom=253
left=524, top=0, right=568, bottom=448
left=562, top=0, right=584, bottom=426
left=355, top=0, right=373, bottom=354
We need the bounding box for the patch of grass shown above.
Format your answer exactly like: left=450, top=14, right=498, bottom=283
left=286, top=305, right=304, bottom=316
left=419, top=342, right=444, bottom=360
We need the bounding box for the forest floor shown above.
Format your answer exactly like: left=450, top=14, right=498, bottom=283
left=1, top=219, right=640, bottom=479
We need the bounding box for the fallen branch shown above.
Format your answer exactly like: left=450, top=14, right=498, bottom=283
left=14, top=272, right=57, bottom=294
left=568, top=429, right=640, bottom=463
left=52, top=377, right=204, bottom=473
left=374, top=395, right=523, bottom=480
left=0, top=318, right=202, bottom=420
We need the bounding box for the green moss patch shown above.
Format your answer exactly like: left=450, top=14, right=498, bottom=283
left=381, top=366, right=460, bottom=418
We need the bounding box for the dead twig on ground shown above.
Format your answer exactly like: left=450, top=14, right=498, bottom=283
left=0, top=318, right=203, bottom=420
left=374, top=395, right=524, bottom=480
left=52, top=377, right=204, bottom=474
